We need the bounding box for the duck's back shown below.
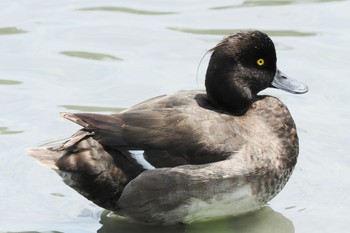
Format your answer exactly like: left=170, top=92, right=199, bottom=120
left=62, top=91, right=297, bottom=170
left=122, top=92, right=298, bottom=169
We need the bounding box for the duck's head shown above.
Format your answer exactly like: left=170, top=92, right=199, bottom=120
left=205, top=30, right=308, bottom=112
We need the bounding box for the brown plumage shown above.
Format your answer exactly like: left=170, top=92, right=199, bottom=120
left=28, top=30, right=308, bottom=224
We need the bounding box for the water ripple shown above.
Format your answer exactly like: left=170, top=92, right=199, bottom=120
left=211, top=0, right=345, bottom=10
left=168, top=27, right=317, bottom=37
left=0, top=127, right=23, bottom=135
left=78, top=6, right=177, bottom=15
left=59, top=51, right=122, bottom=61
left=0, top=79, right=22, bottom=85
left=0, top=27, right=27, bottom=35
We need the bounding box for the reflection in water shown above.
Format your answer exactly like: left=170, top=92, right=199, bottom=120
left=0, top=27, right=27, bottom=35
left=211, top=0, right=344, bottom=10
left=212, top=1, right=291, bottom=10
left=0, top=79, right=22, bottom=85
left=78, top=6, right=177, bottom=15
left=168, top=27, right=317, bottom=37
left=59, top=105, right=125, bottom=113
left=0, top=127, right=23, bottom=135
left=98, top=206, right=294, bottom=233
left=59, top=51, right=122, bottom=61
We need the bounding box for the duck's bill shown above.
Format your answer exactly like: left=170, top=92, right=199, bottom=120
left=271, top=69, right=308, bottom=94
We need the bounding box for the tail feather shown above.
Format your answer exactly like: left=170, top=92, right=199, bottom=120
left=27, top=147, right=60, bottom=169
left=27, top=130, right=145, bottom=211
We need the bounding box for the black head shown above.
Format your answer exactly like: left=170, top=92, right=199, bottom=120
left=205, top=31, right=278, bottom=112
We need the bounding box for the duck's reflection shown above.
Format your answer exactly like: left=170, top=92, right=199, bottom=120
left=98, top=206, right=294, bottom=233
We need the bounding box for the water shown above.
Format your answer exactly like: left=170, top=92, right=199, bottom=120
left=1, top=0, right=349, bottom=232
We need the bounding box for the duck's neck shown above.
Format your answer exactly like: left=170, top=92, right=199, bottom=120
left=205, top=57, right=254, bottom=114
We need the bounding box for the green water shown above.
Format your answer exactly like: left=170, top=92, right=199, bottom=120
left=1, top=0, right=349, bottom=232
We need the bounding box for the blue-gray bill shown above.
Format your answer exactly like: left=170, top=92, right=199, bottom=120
left=271, top=69, right=308, bottom=94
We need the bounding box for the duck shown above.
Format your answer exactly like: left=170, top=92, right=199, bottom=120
left=28, top=30, right=308, bottom=224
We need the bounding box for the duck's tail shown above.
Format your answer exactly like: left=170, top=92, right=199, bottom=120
left=27, top=147, right=60, bottom=169
left=27, top=130, right=145, bottom=211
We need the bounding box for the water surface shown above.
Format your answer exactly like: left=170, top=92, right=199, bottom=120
left=1, top=0, right=350, bottom=232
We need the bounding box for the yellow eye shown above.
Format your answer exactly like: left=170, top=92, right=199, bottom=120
left=257, top=58, right=265, bottom=66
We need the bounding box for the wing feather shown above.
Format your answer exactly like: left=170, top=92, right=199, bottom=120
left=60, top=92, right=242, bottom=166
